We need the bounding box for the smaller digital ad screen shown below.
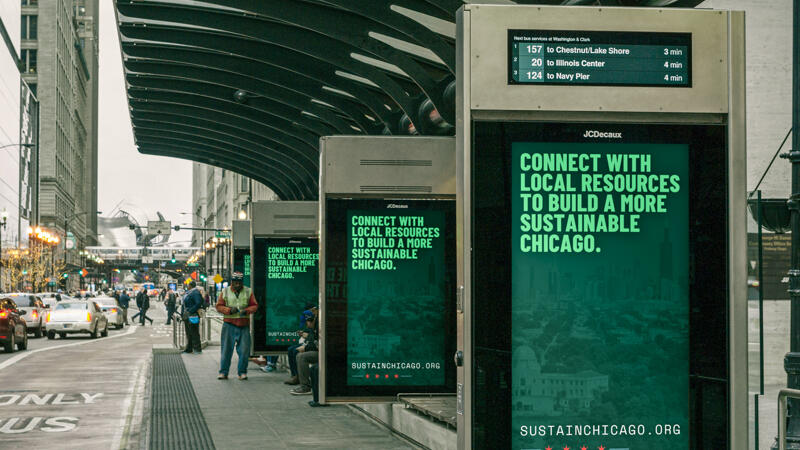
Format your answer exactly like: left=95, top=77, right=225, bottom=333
left=233, top=248, right=251, bottom=288
left=508, top=30, right=691, bottom=87
left=324, top=198, right=456, bottom=398
left=264, top=238, right=319, bottom=349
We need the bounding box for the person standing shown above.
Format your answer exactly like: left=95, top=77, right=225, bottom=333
left=182, top=281, right=204, bottom=354
left=165, top=289, right=177, bottom=325
left=215, top=272, right=258, bottom=380
left=119, top=290, right=131, bottom=325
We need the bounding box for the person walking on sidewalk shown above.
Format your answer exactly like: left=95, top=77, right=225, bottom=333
left=182, top=281, right=204, bottom=354
left=138, top=288, right=154, bottom=326
left=118, top=290, right=130, bottom=325
left=131, top=288, right=144, bottom=323
left=215, top=272, right=258, bottom=380
left=165, top=289, right=177, bottom=325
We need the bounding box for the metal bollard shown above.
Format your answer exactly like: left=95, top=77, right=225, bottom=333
left=200, top=313, right=207, bottom=346
left=172, top=314, right=186, bottom=350
left=205, top=314, right=211, bottom=342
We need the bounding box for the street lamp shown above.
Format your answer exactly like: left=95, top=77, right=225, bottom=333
left=0, top=143, right=34, bottom=151
left=0, top=208, right=7, bottom=292
left=181, top=211, right=211, bottom=246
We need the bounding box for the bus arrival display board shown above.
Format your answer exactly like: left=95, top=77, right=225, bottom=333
left=263, top=238, right=318, bottom=349
left=323, top=198, right=456, bottom=398
left=509, top=30, right=691, bottom=86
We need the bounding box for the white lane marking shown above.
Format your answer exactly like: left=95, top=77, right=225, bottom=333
left=112, top=357, right=149, bottom=449
left=0, top=325, right=138, bottom=372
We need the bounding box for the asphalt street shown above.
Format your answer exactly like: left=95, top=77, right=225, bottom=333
left=0, top=304, right=173, bottom=449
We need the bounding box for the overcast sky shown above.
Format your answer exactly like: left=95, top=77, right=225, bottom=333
left=97, top=1, right=193, bottom=245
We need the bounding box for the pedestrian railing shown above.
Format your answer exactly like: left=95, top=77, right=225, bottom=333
left=777, top=388, right=800, bottom=450
left=172, top=309, right=223, bottom=350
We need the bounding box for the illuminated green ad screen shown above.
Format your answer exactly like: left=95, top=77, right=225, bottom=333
left=264, top=239, right=319, bottom=347
left=324, top=199, right=456, bottom=398
left=347, top=208, right=446, bottom=386
left=233, top=248, right=251, bottom=288
left=511, top=142, right=689, bottom=450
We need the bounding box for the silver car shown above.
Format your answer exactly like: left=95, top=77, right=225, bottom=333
left=45, top=301, right=109, bottom=339
left=94, top=297, right=124, bottom=329
left=5, top=293, right=45, bottom=338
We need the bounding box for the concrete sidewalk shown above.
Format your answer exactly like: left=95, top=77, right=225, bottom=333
left=179, top=347, right=415, bottom=450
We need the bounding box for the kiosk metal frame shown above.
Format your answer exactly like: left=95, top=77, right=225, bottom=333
left=249, top=200, right=319, bottom=356
left=319, top=135, right=456, bottom=403
left=456, top=5, right=747, bottom=449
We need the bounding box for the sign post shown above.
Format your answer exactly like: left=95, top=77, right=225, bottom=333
left=457, top=5, right=746, bottom=449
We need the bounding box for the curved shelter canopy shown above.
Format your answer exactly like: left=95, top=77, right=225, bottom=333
left=115, top=0, right=704, bottom=200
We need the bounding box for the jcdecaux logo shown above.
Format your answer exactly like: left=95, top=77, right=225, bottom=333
left=582, top=130, right=622, bottom=139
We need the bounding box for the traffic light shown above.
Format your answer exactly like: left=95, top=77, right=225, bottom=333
left=62, top=273, right=69, bottom=279
left=171, top=252, right=176, bottom=264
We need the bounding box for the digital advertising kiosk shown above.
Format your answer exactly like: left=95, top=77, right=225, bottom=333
left=231, top=220, right=251, bottom=288
left=250, top=201, right=319, bottom=356
left=457, top=5, right=747, bottom=449
left=319, top=136, right=457, bottom=403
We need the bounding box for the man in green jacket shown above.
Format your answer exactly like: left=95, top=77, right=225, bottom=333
left=215, top=272, right=258, bottom=380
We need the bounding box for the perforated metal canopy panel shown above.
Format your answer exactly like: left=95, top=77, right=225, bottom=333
left=114, top=0, right=703, bottom=200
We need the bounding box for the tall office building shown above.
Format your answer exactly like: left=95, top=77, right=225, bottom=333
left=21, top=0, right=99, bottom=263
left=191, top=162, right=278, bottom=247
left=0, top=3, right=22, bottom=251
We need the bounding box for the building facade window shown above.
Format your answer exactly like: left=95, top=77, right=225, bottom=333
left=21, top=0, right=38, bottom=6
left=240, top=176, right=248, bottom=193
left=21, top=49, right=37, bottom=73
left=21, top=15, right=37, bottom=39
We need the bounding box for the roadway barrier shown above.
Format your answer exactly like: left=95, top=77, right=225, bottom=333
left=172, top=309, right=222, bottom=350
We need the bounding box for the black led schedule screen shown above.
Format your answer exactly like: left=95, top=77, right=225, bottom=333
left=324, top=198, right=456, bottom=398
left=471, top=122, right=729, bottom=449
left=509, top=30, right=691, bottom=87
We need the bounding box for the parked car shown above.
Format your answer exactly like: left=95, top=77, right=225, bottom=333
left=0, top=298, right=28, bottom=352
left=4, top=293, right=45, bottom=338
left=45, top=301, right=108, bottom=339
left=41, top=297, right=58, bottom=310
left=94, top=297, right=124, bottom=329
